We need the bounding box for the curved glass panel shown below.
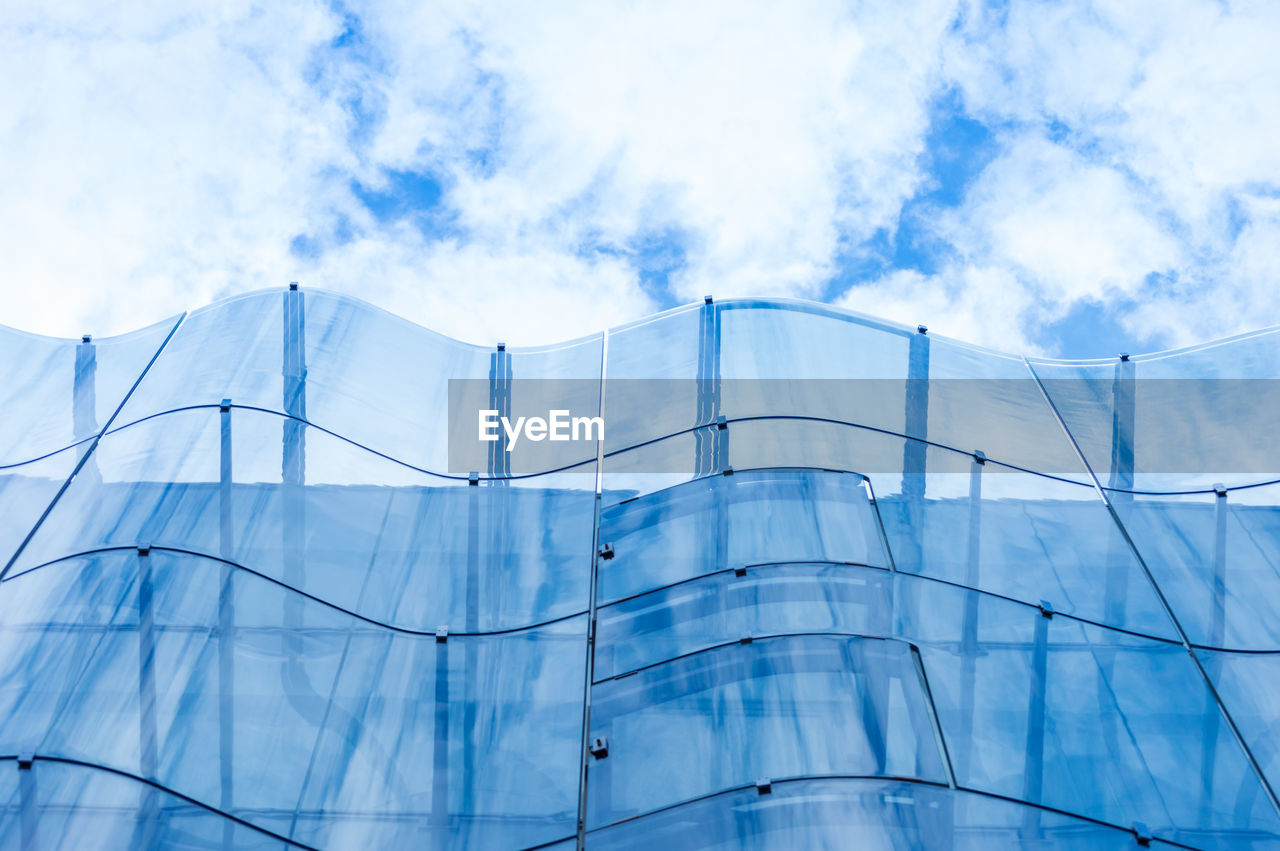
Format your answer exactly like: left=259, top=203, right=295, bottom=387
left=586, top=635, right=946, bottom=827
left=595, top=469, right=888, bottom=604
left=0, top=759, right=295, bottom=849
left=0, top=317, right=179, bottom=467
left=714, top=420, right=1171, bottom=636
left=1110, top=486, right=1280, bottom=650
left=601, top=423, right=1171, bottom=637
left=585, top=777, right=1174, bottom=849
left=604, top=301, right=1089, bottom=480
left=1200, top=650, right=1280, bottom=800
left=0, top=446, right=76, bottom=569
left=592, top=564, right=1280, bottom=844
left=114, top=289, right=603, bottom=475
left=9, top=408, right=595, bottom=631
left=0, top=551, right=585, bottom=849
left=874, top=446, right=1174, bottom=639
left=595, top=563, right=895, bottom=680
left=1030, top=332, right=1280, bottom=493
left=910, top=583, right=1280, bottom=843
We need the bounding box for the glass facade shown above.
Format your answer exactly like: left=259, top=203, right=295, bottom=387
left=2, top=288, right=1279, bottom=849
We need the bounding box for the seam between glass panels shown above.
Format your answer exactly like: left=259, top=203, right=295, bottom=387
left=601, top=414, right=1094, bottom=485
left=1, top=544, right=588, bottom=637
left=85, top=404, right=1280, bottom=500
left=90, top=405, right=1090, bottom=487
left=862, top=476, right=899, bottom=573
left=910, top=644, right=957, bottom=789
left=0, top=435, right=98, bottom=471
left=5, top=549, right=1218, bottom=651
left=590, top=631, right=897, bottom=685
left=576, top=327, right=608, bottom=851
left=0, top=312, right=187, bottom=583
left=97, top=400, right=1270, bottom=498
left=1025, top=356, right=1280, bottom=822
left=594, top=560, right=1187, bottom=647
left=579, top=775, right=1201, bottom=849
left=0, top=754, right=318, bottom=850
left=607, top=466, right=871, bottom=507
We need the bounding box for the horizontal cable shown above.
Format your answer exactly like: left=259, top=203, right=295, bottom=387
left=591, top=630, right=898, bottom=685
left=585, top=774, right=1200, bottom=850
left=10, top=542, right=1265, bottom=654
left=78, top=403, right=1091, bottom=488
left=595, top=560, right=1190, bottom=652
left=33, top=398, right=1268, bottom=498
left=0, top=434, right=97, bottom=471
left=2, top=544, right=588, bottom=638
left=0, top=754, right=318, bottom=850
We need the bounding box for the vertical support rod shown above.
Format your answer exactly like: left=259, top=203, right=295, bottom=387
left=1199, top=488, right=1230, bottom=818
left=19, top=761, right=37, bottom=851
left=901, top=331, right=930, bottom=569
left=576, top=330, right=609, bottom=850
left=956, top=457, right=983, bottom=772
left=1105, top=358, right=1136, bottom=624
left=694, top=299, right=722, bottom=476
left=282, top=284, right=307, bottom=652
left=1021, top=612, right=1049, bottom=837
left=74, top=335, right=100, bottom=485
left=218, top=401, right=236, bottom=844
left=431, top=641, right=450, bottom=828
left=1025, top=356, right=1280, bottom=820
left=134, top=547, right=158, bottom=848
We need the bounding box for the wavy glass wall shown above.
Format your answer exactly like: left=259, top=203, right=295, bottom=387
left=2, top=288, right=1279, bottom=849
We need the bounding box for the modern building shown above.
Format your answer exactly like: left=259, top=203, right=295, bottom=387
left=1, top=286, right=1279, bottom=849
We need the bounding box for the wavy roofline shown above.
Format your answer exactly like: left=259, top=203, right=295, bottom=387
left=3, top=284, right=1278, bottom=363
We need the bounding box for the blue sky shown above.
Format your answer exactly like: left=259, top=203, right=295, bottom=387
left=2, top=0, right=1279, bottom=356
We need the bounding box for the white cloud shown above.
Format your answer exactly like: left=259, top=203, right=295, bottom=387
left=836, top=266, right=1042, bottom=354
left=2, top=0, right=1279, bottom=356
left=892, top=0, right=1280, bottom=352
left=0, top=0, right=959, bottom=343
left=356, top=0, right=959, bottom=301
left=865, top=134, right=1183, bottom=351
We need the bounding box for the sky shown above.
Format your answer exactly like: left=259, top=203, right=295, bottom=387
left=2, top=0, right=1279, bottom=356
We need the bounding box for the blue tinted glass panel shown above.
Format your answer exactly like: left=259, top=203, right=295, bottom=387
left=0, top=551, right=585, bottom=849
left=1031, top=332, right=1280, bottom=492
left=0, top=759, right=296, bottom=849
left=595, top=563, right=895, bottom=679
left=596, top=469, right=888, bottom=604
left=908, top=579, right=1280, bottom=843
left=586, top=635, right=946, bottom=827
left=0, top=447, right=76, bottom=568
left=1200, top=650, right=1280, bottom=799
left=875, top=449, right=1174, bottom=639
left=585, top=777, right=1173, bottom=850
left=9, top=409, right=595, bottom=631
left=0, top=317, right=178, bottom=466
left=1111, top=487, right=1280, bottom=650
left=114, top=289, right=603, bottom=475
left=716, top=420, right=1171, bottom=637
